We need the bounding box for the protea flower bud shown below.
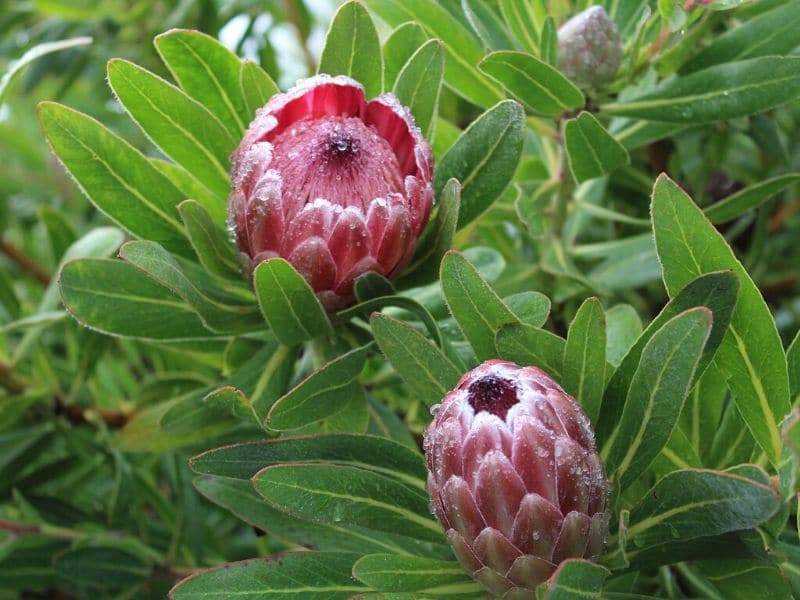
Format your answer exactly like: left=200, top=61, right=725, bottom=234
left=424, top=360, right=610, bottom=597
left=557, top=6, right=623, bottom=91
left=229, top=75, right=433, bottom=310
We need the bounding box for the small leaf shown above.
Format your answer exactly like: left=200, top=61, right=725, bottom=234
left=253, top=463, right=442, bottom=542
left=178, top=200, right=241, bottom=279
left=604, top=308, right=713, bottom=490
left=563, top=297, right=606, bottom=425
left=354, top=271, right=395, bottom=302
left=319, top=1, right=383, bottom=99
left=565, top=112, right=630, bottom=183
left=364, top=0, right=503, bottom=107
left=602, top=57, right=800, bottom=123
left=190, top=432, right=426, bottom=484
left=107, top=59, right=235, bottom=199
left=441, top=250, right=517, bottom=360
left=540, top=16, right=557, bottom=66
left=59, top=258, right=213, bottom=341
left=503, top=291, right=550, bottom=328
left=336, top=297, right=442, bottom=348
left=479, top=51, right=584, bottom=117
left=434, top=100, right=525, bottom=228
left=498, top=0, right=539, bottom=53
left=695, top=560, right=793, bottom=600
left=240, top=59, right=279, bottom=117
left=495, top=323, right=565, bottom=380
left=543, top=559, right=610, bottom=599
left=370, top=313, right=461, bottom=408
left=253, top=258, right=333, bottom=346
left=382, top=22, right=428, bottom=90
left=53, top=547, right=149, bottom=588
left=682, top=0, right=800, bottom=73
left=170, top=553, right=367, bottom=600
left=596, top=270, right=739, bottom=450
left=155, top=29, right=249, bottom=138
left=704, top=174, right=800, bottom=223
left=267, top=344, right=372, bottom=430
left=353, top=554, right=483, bottom=596
left=788, top=329, right=800, bottom=407
left=38, top=102, right=190, bottom=257
left=399, top=178, right=460, bottom=287
left=652, top=174, right=790, bottom=467
left=621, top=468, right=779, bottom=561
left=393, top=39, right=444, bottom=138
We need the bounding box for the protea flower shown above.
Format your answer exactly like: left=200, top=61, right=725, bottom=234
left=424, top=360, right=610, bottom=598
left=228, top=75, right=434, bottom=310
left=557, top=6, right=623, bottom=91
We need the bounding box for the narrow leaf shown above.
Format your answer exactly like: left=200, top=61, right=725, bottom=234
left=320, top=1, right=383, bottom=99
left=563, top=297, right=606, bottom=425
left=651, top=174, right=790, bottom=466
left=382, top=22, right=428, bottom=90
left=565, top=112, right=630, bottom=183
left=240, top=59, right=279, bottom=117
left=354, top=554, right=483, bottom=596
left=495, top=323, right=566, bottom=380
left=704, top=174, right=800, bottom=223
left=434, top=100, right=525, bottom=228
left=178, top=200, right=241, bottom=279
left=479, top=51, right=584, bottom=116
left=253, top=258, right=333, bottom=346
left=393, top=39, right=444, bottom=137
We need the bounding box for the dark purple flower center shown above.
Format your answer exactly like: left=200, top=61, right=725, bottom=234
left=269, top=115, right=404, bottom=220
left=466, top=375, right=519, bottom=419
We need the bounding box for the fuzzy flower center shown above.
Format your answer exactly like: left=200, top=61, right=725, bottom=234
left=466, top=375, right=519, bottom=420
left=269, top=115, right=405, bottom=218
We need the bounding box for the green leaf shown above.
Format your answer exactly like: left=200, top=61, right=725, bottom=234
left=604, top=308, right=713, bottom=490
left=788, top=329, right=800, bottom=407
left=154, top=29, right=249, bottom=138
left=190, top=432, right=426, bottom=485
left=602, top=57, right=800, bottom=123
left=253, top=463, right=442, bottom=543
left=119, top=241, right=261, bottom=335
left=605, top=305, right=643, bottom=368
left=195, top=476, right=441, bottom=557
left=320, top=1, right=383, bottom=99
left=370, top=313, right=461, bottom=408
left=364, top=0, right=503, bottom=107
left=336, top=296, right=442, bottom=348
left=563, top=297, right=606, bottom=426
left=503, top=291, right=550, bottom=328
left=540, top=16, right=557, bottom=66
left=0, top=36, right=91, bottom=102
left=107, top=59, right=234, bottom=199
left=680, top=365, right=729, bottom=462
left=651, top=174, right=790, bottom=467
left=704, top=174, right=800, bottom=223
left=478, top=51, right=584, bottom=117
left=393, top=39, right=444, bottom=138
left=682, top=0, right=800, bottom=73
left=441, top=250, right=517, bottom=360
left=382, top=22, right=428, bottom=90
left=596, top=271, right=739, bottom=450
left=59, top=258, right=213, bottom=340
left=353, top=555, right=483, bottom=596
left=498, top=0, right=539, bottom=53
left=399, top=178, right=460, bottom=287
left=253, top=258, right=333, bottom=346
left=355, top=271, right=396, bottom=302
left=170, top=553, right=367, bottom=600
left=53, top=547, right=149, bottom=588
left=366, top=396, right=417, bottom=449
left=565, top=112, right=630, bottom=183
left=543, top=559, right=610, bottom=599
left=150, top=157, right=226, bottom=223
left=267, top=344, right=372, bottom=430
left=495, top=323, right=566, bottom=380
left=434, top=100, right=525, bottom=228
left=178, top=200, right=241, bottom=279
left=461, top=0, right=517, bottom=52
left=620, top=468, right=779, bottom=562
left=38, top=102, right=190, bottom=257
left=695, top=559, right=793, bottom=600
left=240, top=59, right=279, bottom=117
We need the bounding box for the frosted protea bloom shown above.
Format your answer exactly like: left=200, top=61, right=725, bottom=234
left=424, top=360, right=609, bottom=598
left=228, top=75, right=433, bottom=310
left=557, top=6, right=623, bottom=90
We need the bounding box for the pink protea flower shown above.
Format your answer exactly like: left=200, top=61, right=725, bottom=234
left=228, top=75, right=433, bottom=310
left=424, top=360, right=610, bottom=598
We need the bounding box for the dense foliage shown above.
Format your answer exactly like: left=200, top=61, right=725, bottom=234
left=1, top=0, right=799, bottom=598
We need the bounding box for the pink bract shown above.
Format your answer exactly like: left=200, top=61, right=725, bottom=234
left=424, top=360, right=610, bottom=597
left=228, top=75, right=434, bottom=310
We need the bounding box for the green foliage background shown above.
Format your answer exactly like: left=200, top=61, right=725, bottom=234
left=1, top=0, right=799, bottom=598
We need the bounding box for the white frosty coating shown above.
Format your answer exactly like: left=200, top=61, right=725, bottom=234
left=290, top=73, right=365, bottom=95
left=234, top=141, right=274, bottom=189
